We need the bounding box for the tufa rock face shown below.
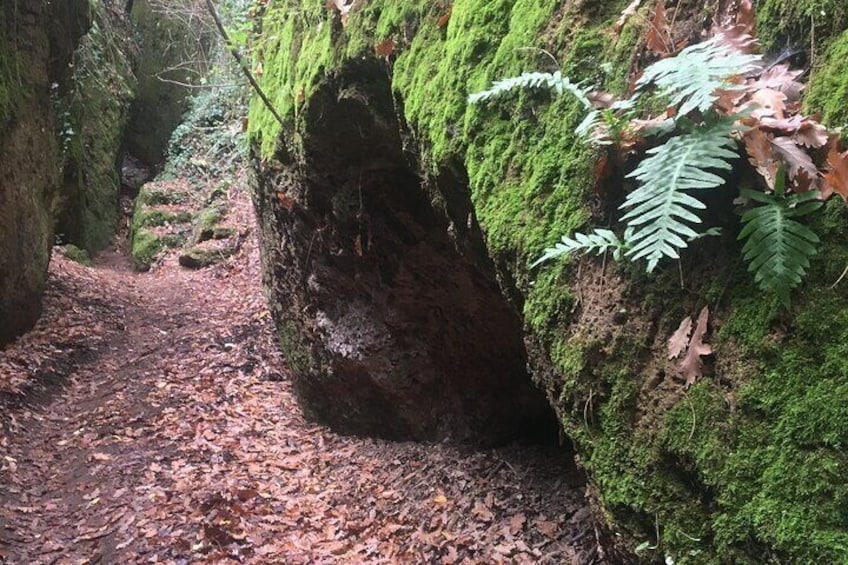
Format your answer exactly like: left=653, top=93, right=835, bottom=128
left=252, top=60, right=556, bottom=444
left=54, top=1, right=139, bottom=253
left=125, top=0, right=215, bottom=168
left=0, top=0, right=90, bottom=346
left=248, top=1, right=848, bottom=560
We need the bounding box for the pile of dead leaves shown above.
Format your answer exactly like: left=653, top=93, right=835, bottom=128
left=0, top=254, right=131, bottom=400
left=0, top=183, right=608, bottom=564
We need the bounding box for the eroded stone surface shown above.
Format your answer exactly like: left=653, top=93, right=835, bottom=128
left=253, top=61, right=555, bottom=444
left=0, top=0, right=90, bottom=346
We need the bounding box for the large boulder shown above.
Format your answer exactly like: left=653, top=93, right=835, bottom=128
left=249, top=0, right=848, bottom=561
left=0, top=0, right=90, bottom=346
left=252, top=58, right=556, bottom=444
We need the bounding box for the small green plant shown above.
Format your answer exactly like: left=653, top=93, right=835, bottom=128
left=531, top=228, right=632, bottom=267
left=738, top=168, right=822, bottom=305
left=470, top=6, right=845, bottom=306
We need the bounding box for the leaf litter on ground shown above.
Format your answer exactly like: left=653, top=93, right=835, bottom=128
left=0, top=180, right=606, bottom=564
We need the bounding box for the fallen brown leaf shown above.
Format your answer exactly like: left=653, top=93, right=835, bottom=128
left=668, top=315, right=693, bottom=360
left=645, top=1, right=670, bottom=56
left=375, top=37, right=395, bottom=58
left=822, top=145, right=848, bottom=201
left=676, top=306, right=712, bottom=387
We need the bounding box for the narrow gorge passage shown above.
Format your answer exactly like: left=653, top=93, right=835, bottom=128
left=0, top=185, right=603, bottom=564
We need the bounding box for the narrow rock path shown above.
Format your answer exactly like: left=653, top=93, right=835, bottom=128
left=0, top=188, right=604, bottom=564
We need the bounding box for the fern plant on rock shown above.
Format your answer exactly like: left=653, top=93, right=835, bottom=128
left=470, top=1, right=846, bottom=306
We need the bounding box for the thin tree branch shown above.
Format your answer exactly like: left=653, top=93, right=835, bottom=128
left=155, top=76, right=242, bottom=89
left=203, top=0, right=285, bottom=127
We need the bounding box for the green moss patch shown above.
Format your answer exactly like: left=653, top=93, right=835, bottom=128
left=133, top=208, right=193, bottom=229
left=806, top=29, right=848, bottom=130
left=757, top=0, right=848, bottom=55
left=135, top=187, right=187, bottom=206
left=178, top=244, right=237, bottom=269
left=57, top=244, right=93, bottom=267
left=250, top=1, right=848, bottom=562
left=130, top=183, right=195, bottom=270
left=192, top=205, right=225, bottom=243
left=131, top=228, right=162, bottom=271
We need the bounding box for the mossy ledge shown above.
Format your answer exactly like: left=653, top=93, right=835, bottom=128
left=250, top=1, right=848, bottom=561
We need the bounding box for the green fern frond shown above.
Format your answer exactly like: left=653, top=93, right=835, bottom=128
left=637, top=36, right=762, bottom=116
left=468, top=71, right=592, bottom=108
left=575, top=99, right=637, bottom=142
left=575, top=109, right=601, bottom=138
left=532, top=228, right=629, bottom=268
left=738, top=177, right=822, bottom=306
left=621, top=119, right=740, bottom=271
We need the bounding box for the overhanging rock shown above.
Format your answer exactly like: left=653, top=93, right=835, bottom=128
left=252, top=60, right=555, bottom=444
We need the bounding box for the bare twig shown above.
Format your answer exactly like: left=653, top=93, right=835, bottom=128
left=683, top=392, right=696, bottom=442
left=155, top=77, right=242, bottom=89
left=203, top=0, right=285, bottom=127
left=810, top=13, right=816, bottom=84
left=583, top=387, right=595, bottom=429
left=830, top=263, right=848, bottom=289
left=515, top=47, right=561, bottom=69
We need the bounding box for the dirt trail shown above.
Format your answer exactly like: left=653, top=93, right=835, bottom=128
left=0, top=188, right=605, bottom=564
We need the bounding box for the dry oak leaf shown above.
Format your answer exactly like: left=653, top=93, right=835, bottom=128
left=822, top=146, right=848, bottom=201
left=645, top=1, right=671, bottom=56
left=750, top=63, right=804, bottom=102
left=758, top=115, right=829, bottom=148
left=735, top=0, right=756, bottom=35
left=744, top=128, right=781, bottom=189
left=768, top=135, right=819, bottom=182
left=793, top=120, right=829, bottom=149
left=714, top=87, right=748, bottom=114
left=668, top=315, right=693, bottom=359
left=535, top=518, right=559, bottom=538
left=712, top=0, right=758, bottom=54
left=676, top=306, right=712, bottom=387
left=472, top=499, right=494, bottom=522
left=713, top=27, right=758, bottom=54
left=750, top=88, right=787, bottom=119
left=508, top=512, right=527, bottom=535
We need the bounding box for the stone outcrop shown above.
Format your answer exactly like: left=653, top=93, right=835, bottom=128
left=125, top=0, right=215, bottom=168
left=0, top=0, right=91, bottom=346
left=252, top=59, right=557, bottom=444
left=248, top=1, right=848, bottom=561
left=54, top=1, right=139, bottom=252
left=0, top=0, right=212, bottom=345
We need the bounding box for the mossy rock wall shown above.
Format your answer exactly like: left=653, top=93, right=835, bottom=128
left=0, top=0, right=91, bottom=346
left=125, top=0, right=215, bottom=168
left=249, top=1, right=848, bottom=562
left=55, top=0, right=139, bottom=253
